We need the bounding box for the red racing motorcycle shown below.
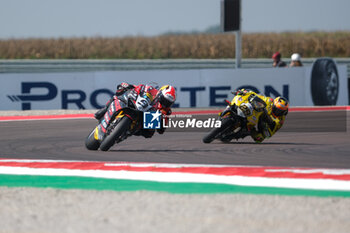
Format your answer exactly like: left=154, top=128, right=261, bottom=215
left=85, top=89, right=145, bottom=151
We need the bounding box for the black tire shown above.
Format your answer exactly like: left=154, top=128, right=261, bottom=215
left=85, top=128, right=100, bottom=150
left=99, top=117, right=131, bottom=151
left=220, top=136, right=233, bottom=143
left=311, top=58, right=339, bottom=105
left=202, top=117, right=233, bottom=144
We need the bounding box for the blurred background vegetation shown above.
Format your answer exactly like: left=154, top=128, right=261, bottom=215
left=0, top=30, right=349, bottom=59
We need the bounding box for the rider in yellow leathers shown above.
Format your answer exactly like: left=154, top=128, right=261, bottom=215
left=234, top=89, right=289, bottom=143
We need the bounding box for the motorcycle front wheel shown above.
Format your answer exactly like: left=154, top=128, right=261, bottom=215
left=202, top=117, right=234, bottom=144
left=85, top=127, right=100, bottom=150
left=99, top=116, right=132, bottom=151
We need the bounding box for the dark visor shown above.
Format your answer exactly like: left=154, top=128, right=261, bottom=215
left=160, top=95, right=173, bottom=108
left=273, top=106, right=286, bottom=116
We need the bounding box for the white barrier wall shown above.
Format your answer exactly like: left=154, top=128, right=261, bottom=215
left=0, top=63, right=347, bottom=110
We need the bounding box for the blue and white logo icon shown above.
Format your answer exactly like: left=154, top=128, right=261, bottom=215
left=143, top=110, right=162, bottom=129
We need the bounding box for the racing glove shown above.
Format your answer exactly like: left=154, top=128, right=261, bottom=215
left=161, top=108, right=172, bottom=116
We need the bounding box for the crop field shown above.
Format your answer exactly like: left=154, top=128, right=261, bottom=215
left=0, top=31, right=349, bottom=59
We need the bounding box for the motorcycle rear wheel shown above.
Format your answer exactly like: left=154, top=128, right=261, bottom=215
left=99, top=117, right=132, bottom=151
left=202, top=117, right=233, bottom=144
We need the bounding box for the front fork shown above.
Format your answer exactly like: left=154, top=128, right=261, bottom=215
left=94, top=110, right=128, bottom=142
left=219, top=103, right=235, bottom=119
left=219, top=104, right=248, bottom=135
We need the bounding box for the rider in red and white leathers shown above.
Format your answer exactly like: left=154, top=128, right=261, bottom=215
left=94, top=82, right=176, bottom=138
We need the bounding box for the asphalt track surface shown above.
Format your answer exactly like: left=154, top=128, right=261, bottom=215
left=1, top=110, right=349, bottom=169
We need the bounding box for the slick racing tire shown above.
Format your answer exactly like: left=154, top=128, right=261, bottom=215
left=202, top=117, right=233, bottom=144
left=99, top=117, right=132, bottom=151
left=85, top=128, right=100, bottom=151
left=311, top=58, right=339, bottom=105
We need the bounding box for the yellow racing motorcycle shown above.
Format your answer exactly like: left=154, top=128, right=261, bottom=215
left=203, top=92, right=267, bottom=143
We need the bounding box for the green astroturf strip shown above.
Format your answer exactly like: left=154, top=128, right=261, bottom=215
left=1, top=174, right=350, bottom=197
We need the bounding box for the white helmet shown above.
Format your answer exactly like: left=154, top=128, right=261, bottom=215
left=291, top=53, right=301, bottom=61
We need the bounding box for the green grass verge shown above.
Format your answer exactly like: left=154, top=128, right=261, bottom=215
left=1, top=174, right=350, bottom=197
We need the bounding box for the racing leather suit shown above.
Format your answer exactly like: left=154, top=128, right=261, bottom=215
left=235, top=89, right=286, bottom=143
